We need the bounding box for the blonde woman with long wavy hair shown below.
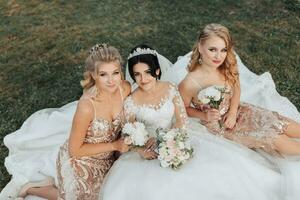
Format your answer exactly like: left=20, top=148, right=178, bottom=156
left=179, top=23, right=300, bottom=156
left=16, top=44, right=131, bottom=200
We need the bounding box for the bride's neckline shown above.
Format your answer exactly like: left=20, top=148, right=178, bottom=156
left=128, top=84, right=174, bottom=111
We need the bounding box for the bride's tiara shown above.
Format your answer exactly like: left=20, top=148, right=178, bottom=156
left=127, top=47, right=157, bottom=59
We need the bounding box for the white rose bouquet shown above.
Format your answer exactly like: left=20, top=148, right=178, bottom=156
left=156, top=128, right=193, bottom=170
left=197, top=86, right=227, bottom=110
left=122, top=122, right=149, bottom=147
left=197, top=86, right=230, bottom=128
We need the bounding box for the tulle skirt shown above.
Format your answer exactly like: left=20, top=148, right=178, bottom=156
left=101, top=119, right=282, bottom=200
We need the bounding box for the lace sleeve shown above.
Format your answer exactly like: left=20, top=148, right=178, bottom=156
left=123, top=96, right=137, bottom=123
left=171, top=84, right=188, bottom=130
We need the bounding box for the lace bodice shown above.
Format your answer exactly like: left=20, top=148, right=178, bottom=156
left=124, top=83, right=188, bottom=136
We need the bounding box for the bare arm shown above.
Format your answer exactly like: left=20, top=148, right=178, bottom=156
left=179, top=78, right=220, bottom=122
left=68, top=99, right=127, bottom=158
left=228, top=79, right=240, bottom=115
left=223, top=78, right=241, bottom=129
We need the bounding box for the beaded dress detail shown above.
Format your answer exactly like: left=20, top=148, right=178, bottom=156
left=56, top=92, right=124, bottom=200
left=192, top=84, right=289, bottom=155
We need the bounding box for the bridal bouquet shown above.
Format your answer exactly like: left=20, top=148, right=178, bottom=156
left=122, top=122, right=149, bottom=147
left=156, top=128, right=193, bottom=170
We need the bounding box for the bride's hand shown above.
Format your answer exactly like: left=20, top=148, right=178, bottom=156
left=203, top=109, right=220, bottom=122
left=223, top=112, right=237, bottom=129
left=145, top=137, right=157, bottom=151
left=138, top=148, right=158, bottom=160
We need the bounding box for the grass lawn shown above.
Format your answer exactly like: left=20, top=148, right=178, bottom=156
left=0, top=0, right=299, bottom=191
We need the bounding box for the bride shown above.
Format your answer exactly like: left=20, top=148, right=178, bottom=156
left=1, top=44, right=300, bottom=199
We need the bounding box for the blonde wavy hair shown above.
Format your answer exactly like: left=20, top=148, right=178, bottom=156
left=188, top=23, right=239, bottom=87
left=81, top=43, right=123, bottom=92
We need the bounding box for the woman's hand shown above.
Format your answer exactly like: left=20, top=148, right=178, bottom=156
left=113, top=138, right=130, bottom=153
left=145, top=137, right=157, bottom=151
left=138, top=148, right=158, bottom=160
left=198, top=104, right=211, bottom=112
left=223, top=111, right=237, bottom=129
left=203, top=109, right=221, bottom=122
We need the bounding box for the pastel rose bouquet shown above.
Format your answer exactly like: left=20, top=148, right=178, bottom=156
left=156, top=128, right=193, bottom=170
left=122, top=122, right=149, bottom=147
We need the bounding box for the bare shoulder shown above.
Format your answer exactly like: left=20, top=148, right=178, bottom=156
left=76, top=96, right=94, bottom=118
left=121, top=80, right=131, bottom=97
left=179, top=74, right=197, bottom=93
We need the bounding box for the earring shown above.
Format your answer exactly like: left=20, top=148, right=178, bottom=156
left=198, top=56, right=203, bottom=65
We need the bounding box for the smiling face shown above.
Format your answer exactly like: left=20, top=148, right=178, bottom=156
left=198, top=35, right=227, bottom=69
left=93, top=61, right=122, bottom=93
left=132, top=62, right=158, bottom=91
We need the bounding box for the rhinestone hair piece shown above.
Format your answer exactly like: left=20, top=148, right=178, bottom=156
left=89, top=43, right=108, bottom=55
left=127, top=47, right=157, bottom=59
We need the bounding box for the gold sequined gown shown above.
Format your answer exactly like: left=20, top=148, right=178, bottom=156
left=193, top=85, right=289, bottom=155
left=56, top=98, right=123, bottom=200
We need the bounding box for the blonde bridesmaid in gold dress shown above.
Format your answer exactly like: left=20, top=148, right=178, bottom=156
left=17, top=44, right=131, bottom=200
left=179, top=24, right=300, bottom=156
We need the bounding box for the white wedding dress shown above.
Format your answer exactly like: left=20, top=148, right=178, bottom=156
left=101, top=83, right=281, bottom=200
left=1, top=53, right=299, bottom=200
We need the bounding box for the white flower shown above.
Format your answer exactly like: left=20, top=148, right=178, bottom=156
left=183, top=152, right=190, bottom=160
left=185, top=141, right=191, bottom=150
left=162, top=129, right=177, bottom=141
left=197, top=91, right=209, bottom=104
left=133, top=130, right=148, bottom=146
left=122, top=122, right=149, bottom=147
left=178, top=142, right=185, bottom=150
left=205, top=87, right=220, bottom=98
left=160, top=159, right=170, bottom=168
left=213, top=92, right=221, bottom=101
left=200, top=97, right=210, bottom=104
left=122, top=123, right=134, bottom=135
left=197, top=86, right=221, bottom=103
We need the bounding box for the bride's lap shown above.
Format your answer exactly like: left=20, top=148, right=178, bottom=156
left=101, top=124, right=282, bottom=200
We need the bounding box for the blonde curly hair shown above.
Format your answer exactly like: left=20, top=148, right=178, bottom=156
left=81, top=43, right=123, bottom=91
left=188, top=23, right=239, bottom=88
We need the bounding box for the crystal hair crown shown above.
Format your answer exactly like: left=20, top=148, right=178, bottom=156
left=89, top=43, right=108, bottom=55
left=127, top=47, right=157, bottom=59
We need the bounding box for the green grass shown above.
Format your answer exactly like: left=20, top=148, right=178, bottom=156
left=1, top=0, right=299, bottom=191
